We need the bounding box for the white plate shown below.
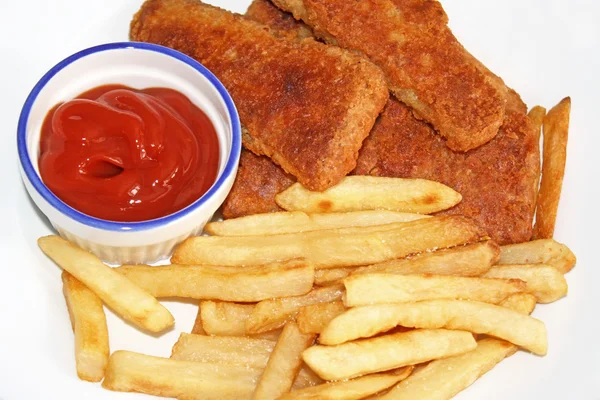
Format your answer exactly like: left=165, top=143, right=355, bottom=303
left=0, top=1, right=599, bottom=399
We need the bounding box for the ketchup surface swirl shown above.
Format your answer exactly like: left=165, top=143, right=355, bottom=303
left=39, top=85, right=220, bottom=222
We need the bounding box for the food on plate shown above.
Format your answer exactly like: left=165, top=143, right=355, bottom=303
left=528, top=106, right=547, bottom=140
left=222, top=150, right=295, bottom=219
left=61, top=271, right=109, bottom=382
left=102, top=350, right=262, bottom=399
left=270, top=0, right=507, bottom=152
left=116, top=259, right=315, bottom=302
left=279, top=367, right=413, bottom=400
left=482, top=264, right=568, bottom=303
left=247, top=285, right=345, bottom=334
left=131, top=0, right=389, bottom=191
left=296, top=300, right=347, bottom=334
left=303, top=329, right=477, bottom=380
left=38, top=85, right=219, bottom=222
left=497, top=239, right=576, bottom=274
left=355, top=100, right=540, bottom=245
left=191, top=305, right=207, bottom=335
left=38, top=236, right=173, bottom=333
left=319, top=299, right=547, bottom=355
left=206, top=210, right=429, bottom=236
left=245, top=0, right=313, bottom=40
left=314, top=267, right=357, bottom=286
left=171, top=216, right=487, bottom=267
left=533, top=97, right=571, bottom=239
left=500, top=293, right=537, bottom=314
left=343, top=273, right=527, bottom=306
left=253, top=322, right=315, bottom=400
left=275, top=176, right=462, bottom=214
left=352, top=240, right=499, bottom=278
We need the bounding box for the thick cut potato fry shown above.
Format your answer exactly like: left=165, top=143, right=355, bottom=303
left=117, top=259, right=314, bottom=302
left=303, top=329, right=476, bottom=380
left=297, top=301, right=347, bottom=334
left=279, top=367, right=413, bottom=400
left=206, top=210, right=429, bottom=236
left=102, top=351, right=261, bottom=400
left=294, top=365, right=325, bottom=390
left=199, top=301, right=281, bottom=340
left=247, top=285, right=345, bottom=334
left=275, top=176, right=462, bottom=214
left=171, top=333, right=275, bottom=369
left=483, top=264, right=568, bottom=303
left=38, top=236, right=173, bottom=333
left=500, top=293, right=537, bottom=315
left=533, top=97, right=571, bottom=239
left=172, top=216, right=486, bottom=268
left=319, top=300, right=547, bottom=355
left=498, top=239, right=576, bottom=274
left=191, top=305, right=206, bottom=335
left=343, top=273, right=526, bottom=306
left=353, top=241, right=499, bottom=277
left=62, top=271, right=109, bottom=382
left=315, top=268, right=356, bottom=286
left=253, top=322, right=315, bottom=400
left=379, top=338, right=517, bottom=400
left=528, top=106, right=546, bottom=207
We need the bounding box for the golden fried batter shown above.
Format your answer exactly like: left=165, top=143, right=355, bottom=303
left=246, top=0, right=313, bottom=40
left=271, top=0, right=507, bottom=151
left=131, top=0, right=389, bottom=191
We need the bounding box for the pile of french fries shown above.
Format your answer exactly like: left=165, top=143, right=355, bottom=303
left=37, top=99, right=573, bottom=399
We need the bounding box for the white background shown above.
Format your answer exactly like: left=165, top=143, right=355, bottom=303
left=0, top=0, right=599, bottom=399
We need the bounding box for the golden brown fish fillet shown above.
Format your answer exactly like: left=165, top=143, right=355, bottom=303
left=355, top=99, right=540, bottom=245
left=246, top=0, right=313, bottom=39
left=271, top=0, right=506, bottom=152
left=131, top=0, right=389, bottom=191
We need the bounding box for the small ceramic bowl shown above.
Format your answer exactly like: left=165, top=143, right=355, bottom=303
left=17, top=42, right=241, bottom=264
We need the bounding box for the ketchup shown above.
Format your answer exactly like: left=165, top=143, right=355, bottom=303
left=39, top=85, right=220, bottom=222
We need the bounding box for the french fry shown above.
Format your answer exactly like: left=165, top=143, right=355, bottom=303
left=171, top=333, right=274, bottom=369
left=253, top=322, right=316, bottom=400
left=343, top=273, right=526, bottom=306
left=500, top=293, right=537, bottom=315
left=38, top=236, right=173, bottom=333
left=116, top=259, right=314, bottom=302
left=378, top=338, right=517, bottom=400
left=297, top=301, right=347, bottom=334
left=498, top=239, right=576, bottom=274
left=528, top=106, right=546, bottom=207
left=352, top=241, right=499, bottom=277
left=206, top=210, right=429, bottom=236
left=315, top=267, right=356, bottom=286
left=294, top=365, right=325, bottom=390
left=62, top=271, right=109, bottom=382
left=279, top=367, right=413, bottom=400
left=199, top=301, right=282, bottom=340
left=482, top=264, right=568, bottom=303
left=247, top=285, right=345, bottom=334
left=102, top=350, right=261, bottom=399
left=319, top=300, right=547, bottom=355
left=275, top=176, right=462, bottom=214
left=533, top=97, right=571, bottom=239
left=172, top=216, right=487, bottom=268
left=303, top=329, right=476, bottom=380
left=191, top=305, right=207, bottom=335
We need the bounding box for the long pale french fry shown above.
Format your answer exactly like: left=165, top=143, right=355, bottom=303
left=116, top=259, right=314, bottom=302
left=343, top=273, right=526, bottom=306
left=498, top=239, right=576, bottom=274
left=275, top=176, right=462, bottom=214
left=247, top=285, right=345, bottom=334
left=253, top=322, right=315, bottom=400
left=352, top=241, right=499, bottom=277
left=199, top=301, right=282, bottom=340
left=319, top=300, right=547, bottom=355
left=482, top=264, right=568, bottom=303
left=378, top=338, right=517, bottom=400
left=315, top=267, right=357, bottom=286
left=172, top=216, right=487, bottom=268
left=303, top=329, right=476, bottom=380
left=62, top=271, right=109, bottom=382
left=500, top=293, right=537, bottom=315
left=297, top=300, right=347, bottom=334
left=206, top=210, right=429, bottom=236
left=279, top=367, right=413, bottom=400
left=528, top=106, right=546, bottom=208
left=38, top=236, right=173, bottom=333
left=533, top=97, right=571, bottom=239
left=102, top=351, right=261, bottom=399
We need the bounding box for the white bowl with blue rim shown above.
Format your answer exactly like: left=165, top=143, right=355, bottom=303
left=17, top=42, right=241, bottom=264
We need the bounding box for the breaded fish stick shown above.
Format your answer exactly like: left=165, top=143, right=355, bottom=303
left=246, top=0, right=313, bottom=40
left=131, top=0, right=389, bottom=191
left=271, top=0, right=506, bottom=151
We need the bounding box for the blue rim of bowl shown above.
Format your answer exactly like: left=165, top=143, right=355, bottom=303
left=17, top=41, right=241, bottom=232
